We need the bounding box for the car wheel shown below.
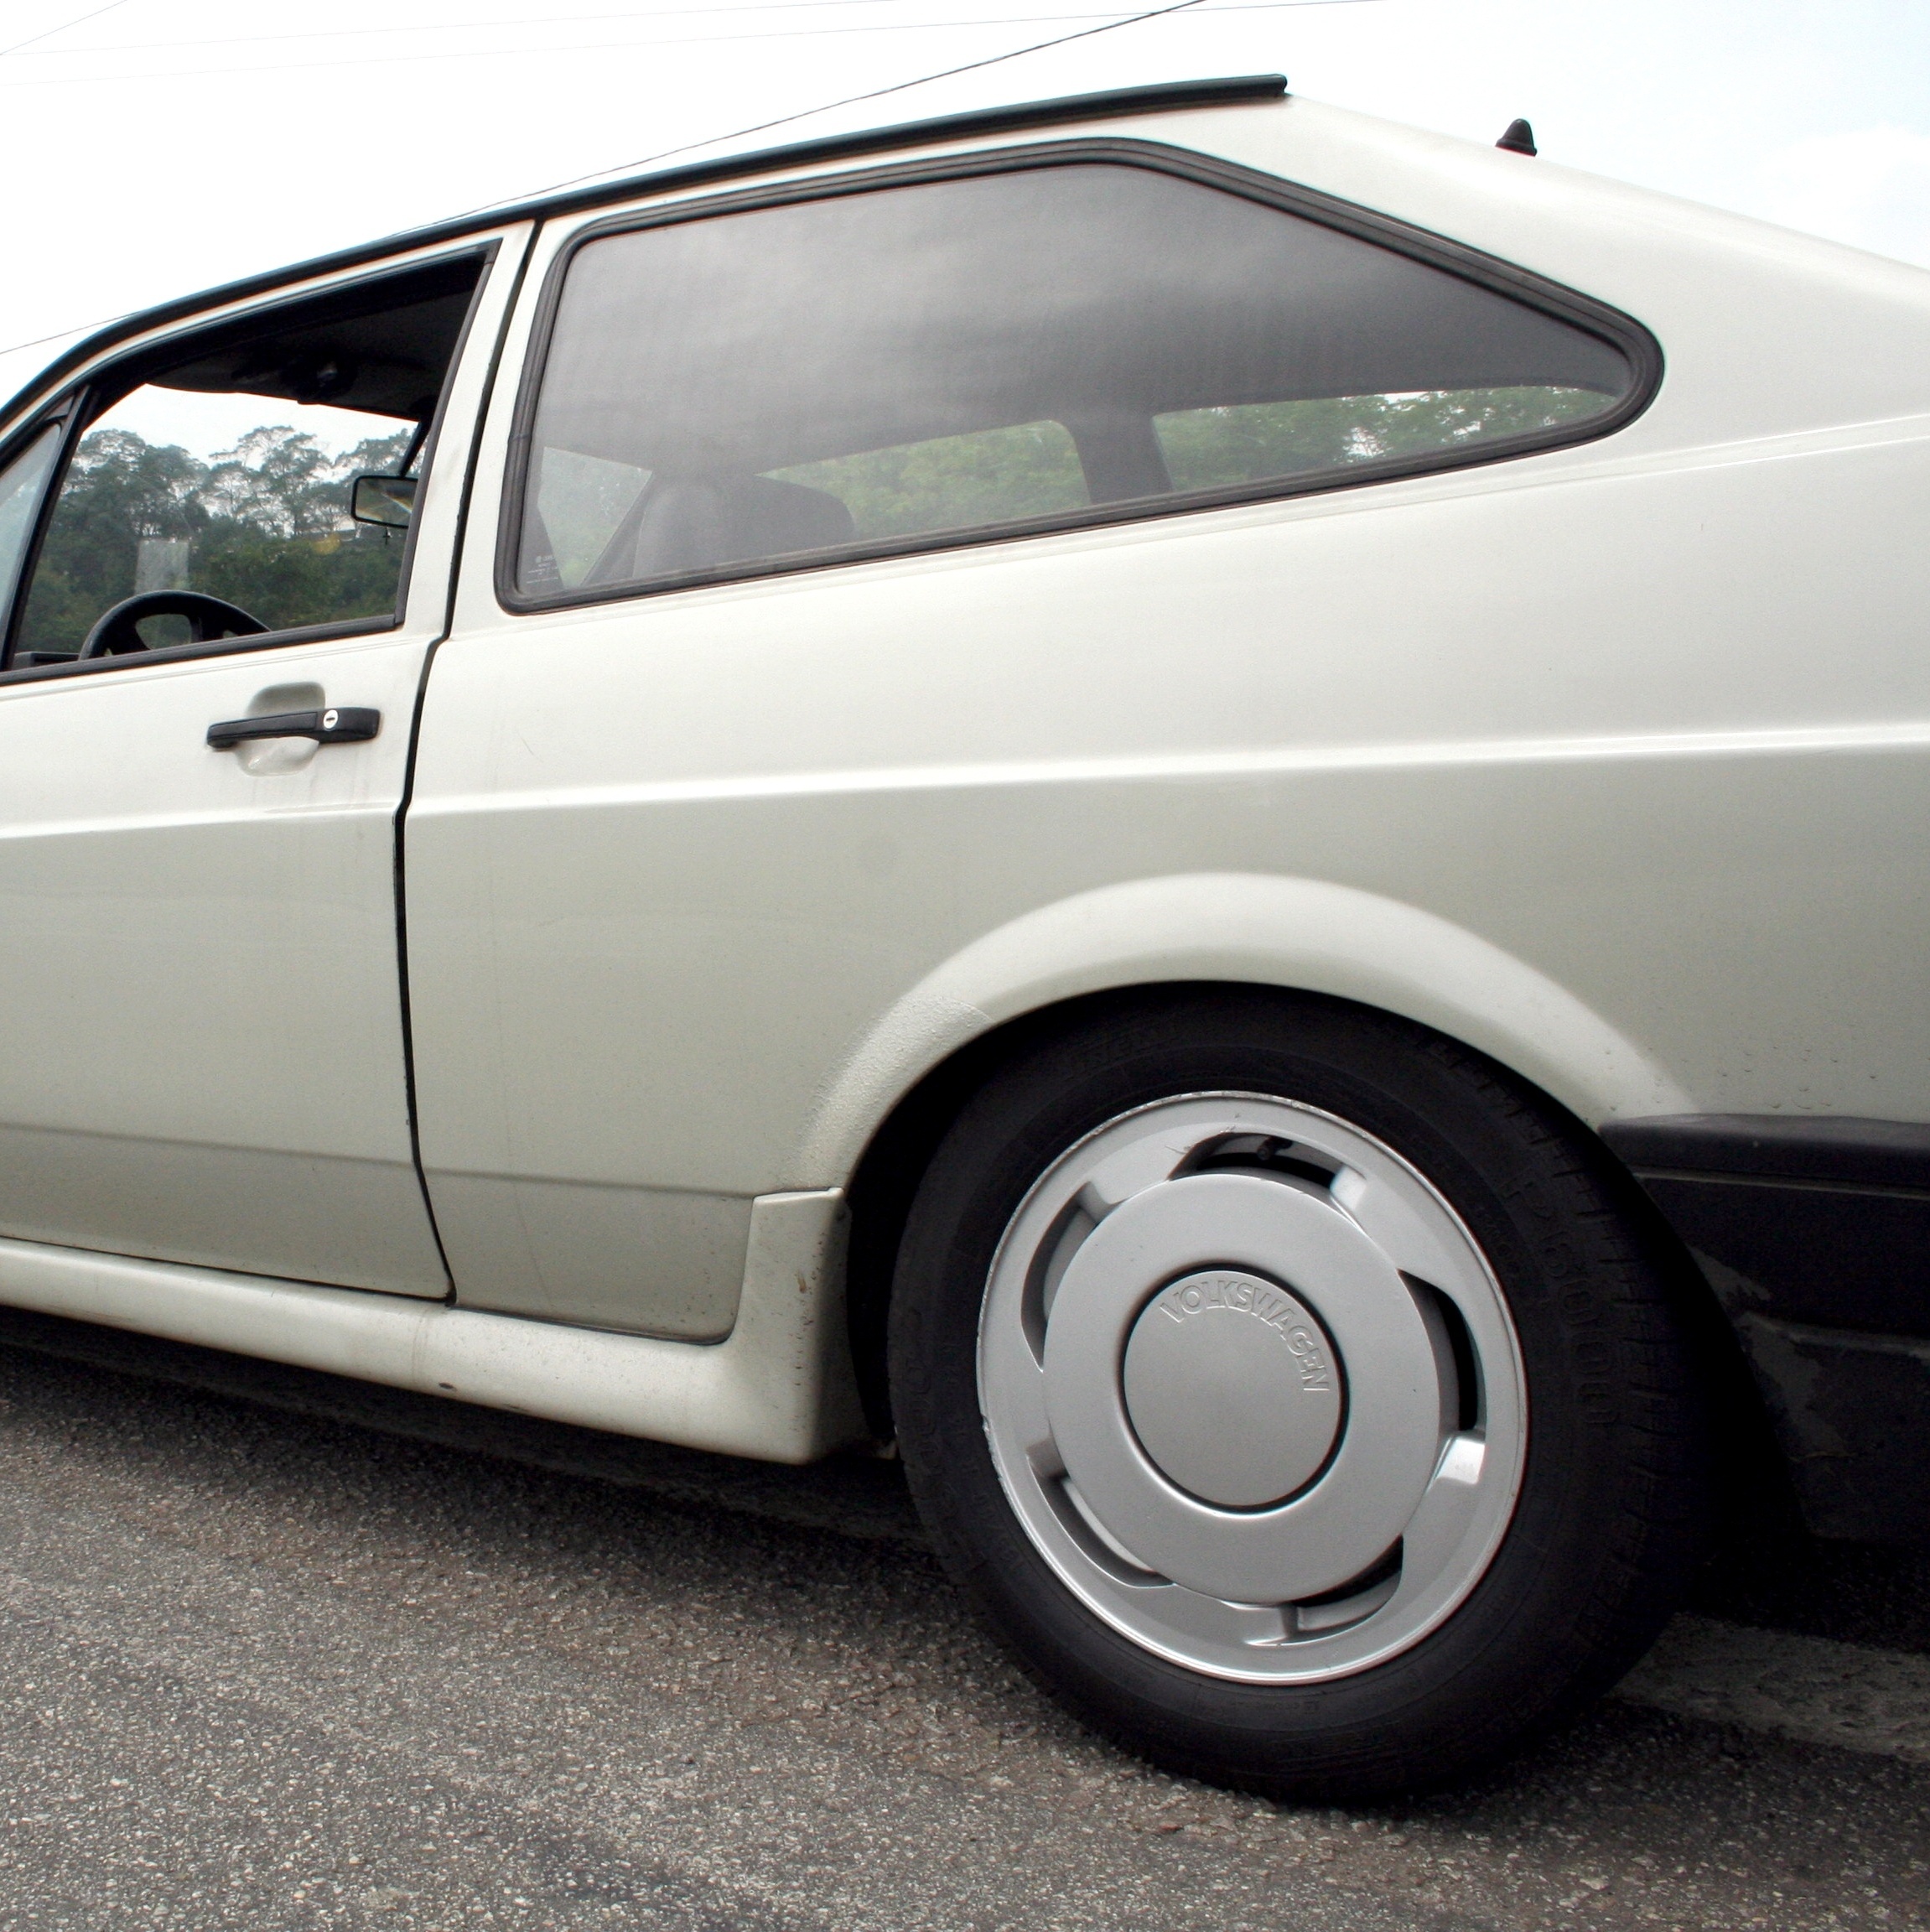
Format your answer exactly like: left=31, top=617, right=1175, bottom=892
left=888, top=990, right=1710, bottom=1798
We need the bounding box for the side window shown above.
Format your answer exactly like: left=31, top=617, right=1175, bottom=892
left=515, top=162, right=1642, bottom=600
left=6, top=257, right=481, bottom=668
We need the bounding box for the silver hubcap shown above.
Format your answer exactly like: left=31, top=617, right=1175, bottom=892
left=978, top=1093, right=1526, bottom=1683
left=1121, top=1270, right=1341, bottom=1509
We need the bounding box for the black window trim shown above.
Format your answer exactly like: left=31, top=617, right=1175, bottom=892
left=495, top=137, right=1663, bottom=617
left=0, top=239, right=501, bottom=688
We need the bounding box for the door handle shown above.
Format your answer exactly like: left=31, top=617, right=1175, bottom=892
left=207, top=707, right=381, bottom=750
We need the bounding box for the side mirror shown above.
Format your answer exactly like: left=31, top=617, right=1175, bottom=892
left=350, top=473, right=417, bottom=529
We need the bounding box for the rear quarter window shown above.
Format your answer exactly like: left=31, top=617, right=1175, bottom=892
left=511, top=153, right=1651, bottom=603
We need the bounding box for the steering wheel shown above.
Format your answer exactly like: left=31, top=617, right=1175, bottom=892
left=79, top=590, right=268, bottom=661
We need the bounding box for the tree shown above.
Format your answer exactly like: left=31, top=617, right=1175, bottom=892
left=15, top=423, right=414, bottom=655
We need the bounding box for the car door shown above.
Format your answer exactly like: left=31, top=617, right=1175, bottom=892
left=0, top=232, right=527, bottom=1294
left=399, top=148, right=1652, bottom=1338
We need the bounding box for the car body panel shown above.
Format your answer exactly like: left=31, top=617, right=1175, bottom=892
left=0, top=632, right=449, bottom=1291
left=0, top=1186, right=863, bottom=1462
left=1, top=91, right=1927, bottom=1500
left=407, top=317, right=1930, bottom=1337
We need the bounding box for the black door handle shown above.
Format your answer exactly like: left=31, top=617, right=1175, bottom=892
left=207, top=707, right=381, bottom=750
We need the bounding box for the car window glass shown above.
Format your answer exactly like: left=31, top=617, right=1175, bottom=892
left=768, top=421, right=1086, bottom=543
left=8, top=258, right=480, bottom=667
left=531, top=447, right=651, bottom=591
left=517, top=164, right=1637, bottom=599
left=15, top=391, right=417, bottom=659
left=1155, top=387, right=1607, bottom=491
left=0, top=424, right=61, bottom=625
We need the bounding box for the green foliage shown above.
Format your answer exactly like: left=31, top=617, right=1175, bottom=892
left=773, top=421, right=1087, bottom=540
left=532, top=386, right=1608, bottom=589
left=1155, top=387, right=1606, bottom=493
left=16, top=423, right=414, bottom=655
left=772, top=391, right=1603, bottom=542
left=536, top=448, right=650, bottom=586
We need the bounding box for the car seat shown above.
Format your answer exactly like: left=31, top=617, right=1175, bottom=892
left=613, top=475, right=857, bottom=583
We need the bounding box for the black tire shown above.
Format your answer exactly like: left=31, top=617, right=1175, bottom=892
left=887, top=988, right=1712, bottom=1799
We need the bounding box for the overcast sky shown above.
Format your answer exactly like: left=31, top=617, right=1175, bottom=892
left=1, top=0, right=1926, bottom=412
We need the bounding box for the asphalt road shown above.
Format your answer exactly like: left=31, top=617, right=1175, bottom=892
left=0, top=1307, right=1925, bottom=1931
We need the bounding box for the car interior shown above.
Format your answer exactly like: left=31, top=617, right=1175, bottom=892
left=3, top=254, right=483, bottom=670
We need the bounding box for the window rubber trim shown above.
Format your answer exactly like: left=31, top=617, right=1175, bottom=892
left=0, top=242, right=501, bottom=685
left=491, top=136, right=1665, bottom=619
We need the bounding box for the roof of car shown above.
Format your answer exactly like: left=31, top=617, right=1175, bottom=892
left=0, top=73, right=1289, bottom=434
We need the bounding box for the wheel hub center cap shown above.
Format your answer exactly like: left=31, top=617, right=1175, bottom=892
left=1121, top=1270, right=1343, bottom=1509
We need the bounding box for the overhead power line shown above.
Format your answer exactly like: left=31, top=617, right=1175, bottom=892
left=0, top=0, right=1385, bottom=362
left=0, top=0, right=1365, bottom=88
left=3, top=0, right=958, bottom=60
left=0, top=0, right=136, bottom=60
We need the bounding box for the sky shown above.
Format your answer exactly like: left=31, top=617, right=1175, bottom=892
left=0, top=0, right=1927, bottom=433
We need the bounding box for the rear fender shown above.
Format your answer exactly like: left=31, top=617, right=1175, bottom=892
left=794, top=872, right=1692, bottom=1185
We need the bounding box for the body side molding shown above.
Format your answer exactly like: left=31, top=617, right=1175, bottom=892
left=0, top=1190, right=867, bottom=1464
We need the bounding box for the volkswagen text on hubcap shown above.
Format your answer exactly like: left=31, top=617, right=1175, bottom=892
left=978, top=1094, right=1527, bottom=1682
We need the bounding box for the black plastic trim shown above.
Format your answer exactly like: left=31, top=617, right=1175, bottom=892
left=0, top=76, right=1286, bottom=436
left=206, top=706, right=380, bottom=749
left=494, top=137, right=1663, bottom=618
left=1606, top=1114, right=1930, bottom=1343
left=1604, top=1114, right=1930, bottom=1538
left=1723, top=1314, right=1930, bottom=1544
left=1604, top=1114, right=1930, bottom=1194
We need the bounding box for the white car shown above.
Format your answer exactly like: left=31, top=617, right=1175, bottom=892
left=1, top=75, right=1925, bottom=1798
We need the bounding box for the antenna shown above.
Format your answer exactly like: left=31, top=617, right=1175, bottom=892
left=1496, top=118, right=1538, bottom=156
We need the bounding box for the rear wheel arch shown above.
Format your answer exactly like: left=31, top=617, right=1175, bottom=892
left=842, top=979, right=1757, bottom=1465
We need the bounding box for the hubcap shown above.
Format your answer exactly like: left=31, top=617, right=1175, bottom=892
left=978, top=1094, right=1526, bottom=1684
left=1122, top=1270, right=1340, bottom=1509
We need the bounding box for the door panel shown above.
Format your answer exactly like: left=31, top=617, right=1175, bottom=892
left=0, top=229, right=530, bottom=1293
left=0, top=636, right=447, bottom=1291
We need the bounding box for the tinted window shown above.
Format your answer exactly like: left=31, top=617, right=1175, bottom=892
left=518, top=163, right=1637, bottom=598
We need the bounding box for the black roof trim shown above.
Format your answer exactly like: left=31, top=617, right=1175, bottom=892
left=0, top=74, right=1288, bottom=433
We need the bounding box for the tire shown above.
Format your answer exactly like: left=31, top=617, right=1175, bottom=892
left=887, top=989, right=1711, bottom=1799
